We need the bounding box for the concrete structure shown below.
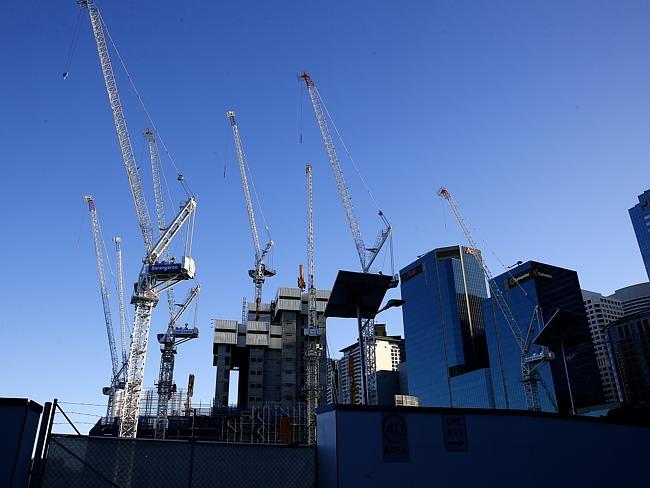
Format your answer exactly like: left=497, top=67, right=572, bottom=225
left=606, top=310, right=650, bottom=405
left=338, top=325, right=404, bottom=405
left=484, top=261, right=604, bottom=413
left=399, top=246, right=491, bottom=408
left=213, top=287, right=330, bottom=409
left=629, top=189, right=650, bottom=280
left=582, top=290, right=624, bottom=402
left=316, top=404, right=650, bottom=488
left=609, top=282, right=650, bottom=316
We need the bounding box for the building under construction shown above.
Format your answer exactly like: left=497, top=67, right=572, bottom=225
left=213, top=287, right=330, bottom=409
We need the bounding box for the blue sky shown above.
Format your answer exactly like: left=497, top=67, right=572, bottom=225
left=1, top=1, right=648, bottom=432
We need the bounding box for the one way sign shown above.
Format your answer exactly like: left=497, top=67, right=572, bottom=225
left=442, top=414, right=468, bottom=452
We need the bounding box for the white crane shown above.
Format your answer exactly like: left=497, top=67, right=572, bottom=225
left=154, top=285, right=200, bottom=439
left=300, top=72, right=393, bottom=405
left=113, top=236, right=129, bottom=378
left=304, top=164, right=322, bottom=444
left=226, top=110, right=275, bottom=320
left=438, top=187, right=555, bottom=411
left=84, top=195, right=120, bottom=419
left=79, top=0, right=197, bottom=437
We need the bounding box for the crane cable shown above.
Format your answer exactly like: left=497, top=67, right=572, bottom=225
left=99, top=11, right=193, bottom=198
left=315, top=86, right=385, bottom=219
left=62, top=9, right=84, bottom=79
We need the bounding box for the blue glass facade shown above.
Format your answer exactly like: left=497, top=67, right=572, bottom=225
left=629, top=190, right=650, bottom=280
left=400, top=246, right=491, bottom=407
left=484, top=261, right=604, bottom=413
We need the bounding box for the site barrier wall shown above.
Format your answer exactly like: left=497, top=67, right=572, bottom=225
left=40, top=435, right=315, bottom=488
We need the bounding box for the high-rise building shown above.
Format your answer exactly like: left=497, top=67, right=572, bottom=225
left=582, top=290, right=624, bottom=402
left=629, top=189, right=650, bottom=280
left=484, top=262, right=604, bottom=413
left=212, top=287, right=330, bottom=409
left=606, top=310, right=650, bottom=404
left=609, top=282, right=650, bottom=316
left=337, top=325, right=404, bottom=405
left=399, top=246, right=492, bottom=408
left=325, top=358, right=339, bottom=404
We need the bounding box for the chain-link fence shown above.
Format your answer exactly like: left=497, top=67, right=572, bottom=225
left=40, top=434, right=316, bottom=488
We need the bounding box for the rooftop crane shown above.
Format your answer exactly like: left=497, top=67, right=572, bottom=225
left=437, top=187, right=555, bottom=411
left=300, top=72, right=394, bottom=405
left=113, top=236, right=129, bottom=378
left=226, top=110, right=275, bottom=320
left=304, top=164, right=323, bottom=444
left=79, top=0, right=198, bottom=437
left=84, top=195, right=121, bottom=419
left=154, top=285, right=200, bottom=439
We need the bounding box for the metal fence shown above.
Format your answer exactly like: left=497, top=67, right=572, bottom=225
left=40, top=434, right=316, bottom=488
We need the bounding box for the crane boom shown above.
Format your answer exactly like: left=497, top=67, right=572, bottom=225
left=78, top=0, right=154, bottom=252
left=113, top=236, right=128, bottom=376
left=226, top=111, right=275, bottom=319
left=84, top=196, right=120, bottom=418
left=300, top=73, right=368, bottom=271
left=144, top=129, right=175, bottom=320
left=437, top=187, right=554, bottom=411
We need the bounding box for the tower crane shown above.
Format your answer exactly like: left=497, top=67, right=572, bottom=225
left=300, top=72, right=394, bottom=405
left=113, top=236, right=129, bottom=378
left=226, top=111, right=275, bottom=320
left=79, top=0, right=198, bottom=437
left=84, top=195, right=121, bottom=419
left=304, top=164, right=323, bottom=444
left=154, top=285, right=200, bottom=439
left=437, top=187, right=555, bottom=411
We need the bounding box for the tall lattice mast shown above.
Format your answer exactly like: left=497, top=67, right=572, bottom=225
left=226, top=110, right=275, bottom=320
left=84, top=196, right=120, bottom=419
left=438, top=187, right=554, bottom=411
left=304, top=164, right=322, bottom=444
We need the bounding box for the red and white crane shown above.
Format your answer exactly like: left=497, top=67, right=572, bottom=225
left=300, top=72, right=394, bottom=405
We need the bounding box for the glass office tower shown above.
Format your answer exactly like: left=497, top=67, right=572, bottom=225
left=629, top=189, right=650, bottom=280
left=400, top=246, right=492, bottom=407
left=484, top=261, right=604, bottom=413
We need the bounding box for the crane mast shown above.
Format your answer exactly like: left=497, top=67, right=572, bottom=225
left=437, top=187, right=554, bottom=411
left=301, top=72, right=392, bottom=405
left=226, top=110, right=275, bottom=320
left=78, top=0, right=154, bottom=253
left=84, top=196, right=120, bottom=419
left=113, top=236, right=128, bottom=378
left=304, top=164, right=322, bottom=444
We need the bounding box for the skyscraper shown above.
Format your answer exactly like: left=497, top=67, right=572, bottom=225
left=581, top=290, right=624, bottom=402
left=609, top=282, right=650, bottom=316
left=629, top=189, right=650, bottom=280
left=484, top=262, right=604, bottom=413
left=399, top=246, right=492, bottom=408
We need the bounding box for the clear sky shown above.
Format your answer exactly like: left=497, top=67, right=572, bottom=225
left=1, top=1, right=648, bottom=432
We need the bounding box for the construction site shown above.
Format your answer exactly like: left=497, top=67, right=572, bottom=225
left=3, top=1, right=650, bottom=487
